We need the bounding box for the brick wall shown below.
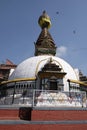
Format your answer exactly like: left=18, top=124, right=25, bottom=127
left=0, top=108, right=87, bottom=121
left=32, top=109, right=87, bottom=121
left=0, top=109, right=19, bottom=120
left=0, top=108, right=87, bottom=130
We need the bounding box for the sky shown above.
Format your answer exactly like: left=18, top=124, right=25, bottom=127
left=0, top=0, right=87, bottom=75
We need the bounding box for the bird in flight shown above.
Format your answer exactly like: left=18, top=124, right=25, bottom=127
left=73, top=30, right=76, bottom=34
left=56, top=11, right=59, bottom=15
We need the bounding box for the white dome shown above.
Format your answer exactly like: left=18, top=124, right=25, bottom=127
left=9, top=55, right=78, bottom=81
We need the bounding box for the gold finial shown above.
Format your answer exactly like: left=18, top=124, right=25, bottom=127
left=38, top=11, right=51, bottom=29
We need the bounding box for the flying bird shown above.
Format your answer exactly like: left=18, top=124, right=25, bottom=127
left=56, top=12, right=59, bottom=14
left=73, top=30, right=76, bottom=34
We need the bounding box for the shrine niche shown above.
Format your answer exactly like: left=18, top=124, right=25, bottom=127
left=38, top=58, right=66, bottom=91
left=38, top=59, right=66, bottom=79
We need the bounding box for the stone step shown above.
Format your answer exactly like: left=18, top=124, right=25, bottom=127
left=0, top=120, right=87, bottom=130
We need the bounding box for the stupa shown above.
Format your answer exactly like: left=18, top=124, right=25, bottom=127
left=0, top=11, right=86, bottom=107
left=0, top=11, right=87, bottom=130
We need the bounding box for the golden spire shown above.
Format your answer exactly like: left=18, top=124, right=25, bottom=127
left=38, top=11, right=51, bottom=29
left=34, top=11, right=57, bottom=56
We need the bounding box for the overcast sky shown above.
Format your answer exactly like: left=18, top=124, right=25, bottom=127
left=0, top=0, right=87, bottom=75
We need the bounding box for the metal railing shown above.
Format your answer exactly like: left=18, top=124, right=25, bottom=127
left=33, top=90, right=87, bottom=108
left=0, top=88, right=86, bottom=108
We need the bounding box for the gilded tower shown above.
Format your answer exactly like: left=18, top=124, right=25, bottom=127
left=35, top=11, right=57, bottom=56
